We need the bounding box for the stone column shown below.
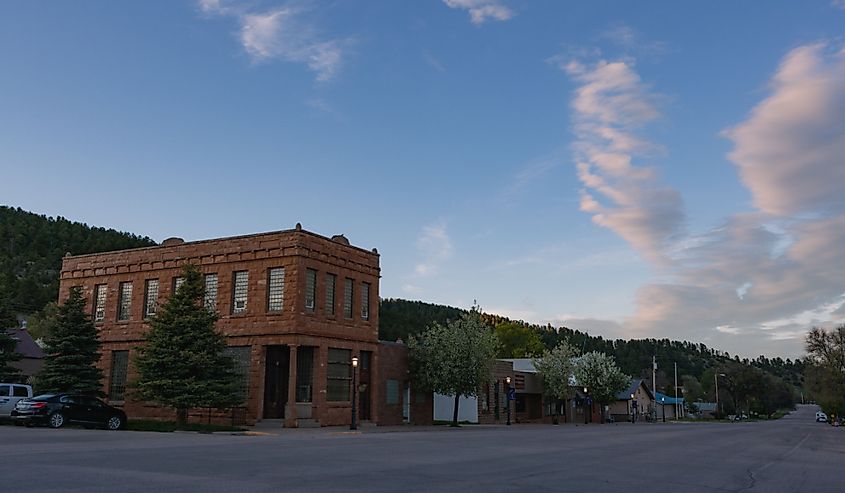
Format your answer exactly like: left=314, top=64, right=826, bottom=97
left=285, top=345, right=298, bottom=428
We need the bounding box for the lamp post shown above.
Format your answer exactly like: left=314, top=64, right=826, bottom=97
left=630, top=393, right=635, bottom=423
left=505, top=376, right=512, bottom=426
left=661, top=396, right=666, bottom=422
left=715, top=373, right=725, bottom=419
left=584, top=387, right=589, bottom=424
left=350, top=356, right=359, bottom=430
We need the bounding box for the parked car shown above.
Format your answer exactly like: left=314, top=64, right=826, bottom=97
left=816, top=411, right=828, bottom=423
left=11, top=393, right=126, bottom=430
left=0, top=383, right=33, bottom=420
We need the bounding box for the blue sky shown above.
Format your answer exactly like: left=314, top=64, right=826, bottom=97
left=3, top=1, right=845, bottom=358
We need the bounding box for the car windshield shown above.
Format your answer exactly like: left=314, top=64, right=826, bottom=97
left=30, top=394, right=56, bottom=401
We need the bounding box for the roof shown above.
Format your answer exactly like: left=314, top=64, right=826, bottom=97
left=616, top=379, right=654, bottom=400
left=654, top=391, right=684, bottom=405
left=500, top=358, right=538, bottom=373
left=4, top=328, right=44, bottom=359
left=695, top=402, right=717, bottom=412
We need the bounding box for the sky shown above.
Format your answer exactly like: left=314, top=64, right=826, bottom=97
left=2, top=1, right=844, bottom=359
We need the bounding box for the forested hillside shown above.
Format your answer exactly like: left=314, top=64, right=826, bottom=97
left=0, top=206, right=155, bottom=319
left=379, top=298, right=804, bottom=404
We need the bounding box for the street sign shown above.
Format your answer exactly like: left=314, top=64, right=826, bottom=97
left=507, top=388, right=516, bottom=401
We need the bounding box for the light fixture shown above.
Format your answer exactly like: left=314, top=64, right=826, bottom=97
left=352, top=357, right=359, bottom=368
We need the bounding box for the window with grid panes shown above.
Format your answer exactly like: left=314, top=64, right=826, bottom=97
left=173, top=277, right=185, bottom=293
left=361, top=282, right=370, bottom=320
left=223, top=346, right=251, bottom=402
left=267, top=268, right=285, bottom=312
left=109, top=350, right=129, bottom=401
left=326, top=348, right=351, bottom=401
left=232, top=271, right=248, bottom=314
left=93, top=284, right=107, bottom=322
left=325, top=273, right=336, bottom=316
left=117, top=282, right=132, bottom=321
left=343, top=278, right=354, bottom=319
left=304, top=268, right=317, bottom=312
left=143, top=279, right=159, bottom=318
left=204, top=274, right=218, bottom=310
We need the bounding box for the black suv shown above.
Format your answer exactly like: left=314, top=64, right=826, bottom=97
left=12, top=393, right=127, bottom=430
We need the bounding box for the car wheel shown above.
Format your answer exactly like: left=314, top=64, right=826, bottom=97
left=107, top=416, right=123, bottom=431
left=49, top=412, right=65, bottom=429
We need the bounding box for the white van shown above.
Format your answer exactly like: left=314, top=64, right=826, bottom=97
left=816, top=410, right=828, bottom=423
left=0, top=384, right=33, bottom=419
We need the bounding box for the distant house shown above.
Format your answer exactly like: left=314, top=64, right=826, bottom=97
left=609, top=379, right=654, bottom=422
left=654, top=391, right=685, bottom=420
left=4, top=327, right=45, bottom=382
left=693, top=402, right=717, bottom=419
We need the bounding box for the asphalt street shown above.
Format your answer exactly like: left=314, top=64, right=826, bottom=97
left=0, top=404, right=842, bottom=492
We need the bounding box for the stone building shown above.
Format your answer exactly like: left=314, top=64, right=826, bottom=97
left=59, top=225, right=388, bottom=427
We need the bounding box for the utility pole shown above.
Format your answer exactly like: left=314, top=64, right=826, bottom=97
left=674, top=362, right=679, bottom=419
left=652, top=355, right=657, bottom=405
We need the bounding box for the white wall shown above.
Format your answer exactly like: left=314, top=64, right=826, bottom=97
left=433, top=393, right=478, bottom=423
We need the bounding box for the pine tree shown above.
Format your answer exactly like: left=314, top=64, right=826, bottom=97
left=0, top=284, right=23, bottom=382
left=134, top=264, right=239, bottom=426
left=37, top=286, right=104, bottom=395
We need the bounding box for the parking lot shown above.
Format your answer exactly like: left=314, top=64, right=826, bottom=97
left=0, top=405, right=842, bottom=492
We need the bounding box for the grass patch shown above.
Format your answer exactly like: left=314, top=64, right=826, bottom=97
left=126, top=419, right=245, bottom=433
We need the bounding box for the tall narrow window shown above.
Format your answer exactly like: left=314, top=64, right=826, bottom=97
left=361, top=282, right=370, bottom=320
left=109, top=350, right=129, bottom=401
left=304, top=268, right=317, bottom=312
left=204, top=274, right=218, bottom=310
left=117, top=282, right=132, bottom=321
left=232, top=271, right=249, bottom=314
left=172, top=276, right=185, bottom=293
left=143, top=279, right=159, bottom=318
left=326, top=348, right=351, bottom=402
left=223, top=346, right=251, bottom=402
left=296, top=347, right=314, bottom=403
left=343, top=278, right=354, bottom=319
left=267, top=268, right=285, bottom=312
left=325, top=273, right=336, bottom=316
left=93, top=284, right=107, bottom=322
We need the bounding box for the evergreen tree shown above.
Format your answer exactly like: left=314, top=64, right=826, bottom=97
left=0, top=284, right=23, bottom=382
left=37, top=286, right=104, bottom=395
left=134, top=264, right=239, bottom=426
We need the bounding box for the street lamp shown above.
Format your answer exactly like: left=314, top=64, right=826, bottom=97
left=505, top=376, right=512, bottom=426
left=584, top=387, right=589, bottom=424
left=630, top=393, right=635, bottom=423
left=661, top=396, right=666, bottom=422
left=350, top=356, right=359, bottom=431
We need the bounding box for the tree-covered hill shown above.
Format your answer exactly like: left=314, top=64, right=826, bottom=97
left=0, top=206, right=156, bottom=319
left=379, top=298, right=805, bottom=401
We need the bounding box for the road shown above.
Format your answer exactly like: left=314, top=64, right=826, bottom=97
left=0, top=405, right=842, bottom=492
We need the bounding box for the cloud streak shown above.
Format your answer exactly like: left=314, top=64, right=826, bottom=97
left=199, top=1, right=346, bottom=82
left=557, top=42, right=845, bottom=357
left=443, top=0, right=514, bottom=25
left=559, top=57, right=684, bottom=264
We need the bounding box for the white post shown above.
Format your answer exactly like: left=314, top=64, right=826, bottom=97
left=674, top=362, right=678, bottom=420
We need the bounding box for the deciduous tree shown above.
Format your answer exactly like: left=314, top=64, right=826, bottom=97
left=408, top=309, right=498, bottom=427
left=495, top=322, right=545, bottom=358
left=573, top=351, right=628, bottom=423
left=533, top=341, right=577, bottom=423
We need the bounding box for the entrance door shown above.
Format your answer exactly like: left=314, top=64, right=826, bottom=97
left=359, top=351, right=372, bottom=421
left=263, top=346, right=290, bottom=419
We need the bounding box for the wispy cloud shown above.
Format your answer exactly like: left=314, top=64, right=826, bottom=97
left=442, top=0, right=514, bottom=25
left=414, top=222, right=454, bottom=277
left=198, top=1, right=347, bottom=82
left=557, top=55, right=684, bottom=264
left=621, top=43, right=845, bottom=355
left=832, top=1, right=845, bottom=10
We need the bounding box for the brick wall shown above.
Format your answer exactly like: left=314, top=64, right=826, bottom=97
left=59, top=227, right=383, bottom=427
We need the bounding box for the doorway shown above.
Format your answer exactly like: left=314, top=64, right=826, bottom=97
left=263, top=346, right=289, bottom=419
